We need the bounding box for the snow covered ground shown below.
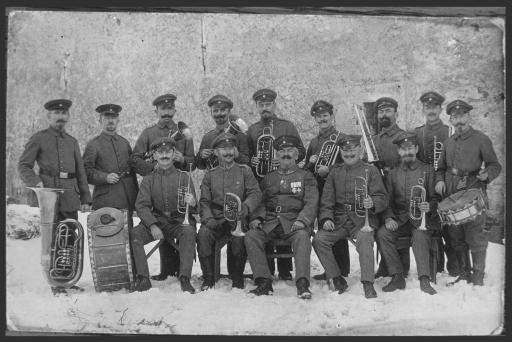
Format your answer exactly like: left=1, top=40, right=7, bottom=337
left=6, top=204, right=505, bottom=335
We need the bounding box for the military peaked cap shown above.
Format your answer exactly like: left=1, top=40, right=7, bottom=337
left=152, top=94, right=177, bottom=107
left=392, top=131, right=418, bottom=147
left=253, top=88, right=277, bottom=102
left=420, top=91, right=445, bottom=106
left=44, top=99, right=72, bottom=111
left=310, top=100, right=333, bottom=116
left=374, top=97, right=398, bottom=110
left=96, top=104, right=122, bottom=115
left=208, top=95, right=233, bottom=108
left=212, top=132, right=238, bottom=149
left=446, top=100, right=473, bottom=115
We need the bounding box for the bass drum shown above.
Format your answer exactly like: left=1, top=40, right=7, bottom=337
left=87, top=207, right=134, bottom=292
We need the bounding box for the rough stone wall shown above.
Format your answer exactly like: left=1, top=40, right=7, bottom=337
left=6, top=11, right=505, bottom=224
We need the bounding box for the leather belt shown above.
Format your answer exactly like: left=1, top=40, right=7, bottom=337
left=449, top=168, right=480, bottom=177
left=267, top=205, right=300, bottom=214
left=40, top=169, right=76, bottom=179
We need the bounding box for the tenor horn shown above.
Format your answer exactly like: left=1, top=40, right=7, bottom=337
left=255, top=121, right=276, bottom=177
left=224, top=192, right=245, bottom=237
left=354, top=169, right=373, bottom=232
left=409, top=175, right=428, bottom=230
left=28, top=187, right=84, bottom=289
left=314, top=132, right=341, bottom=175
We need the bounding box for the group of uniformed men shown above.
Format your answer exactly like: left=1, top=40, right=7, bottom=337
left=18, top=87, right=501, bottom=299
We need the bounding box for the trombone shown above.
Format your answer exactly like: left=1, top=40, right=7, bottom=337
left=354, top=168, right=373, bottom=232
left=410, top=174, right=428, bottom=230
left=353, top=104, right=383, bottom=175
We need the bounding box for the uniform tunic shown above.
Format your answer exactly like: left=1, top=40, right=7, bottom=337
left=131, top=119, right=195, bottom=176
left=414, top=120, right=450, bottom=167
left=195, top=127, right=250, bottom=170
left=83, top=132, right=139, bottom=210
left=373, top=123, right=404, bottom=172
left=18, top=126, right=91, bottom=215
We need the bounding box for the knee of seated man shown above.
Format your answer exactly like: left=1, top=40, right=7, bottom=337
left=181, top=225, right=197, bottom=238
left=356, top=230, right=374, bottom=244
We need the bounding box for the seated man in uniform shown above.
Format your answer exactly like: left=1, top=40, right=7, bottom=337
left=197, top=132, right=262, bottom=291
left=376, top=131, right=438, bottom=295
left=130, top=137, right=198, bottom=293
left=245, top=135, right=318, bottom=299
left=313, top=135, right=388, bottom=299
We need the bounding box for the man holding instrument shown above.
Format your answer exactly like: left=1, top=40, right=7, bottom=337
left=434, top=100, right=501, bottom=286
left=130, top=93, right=195, bottom=282
left=130, top=137, right=198, bottom=293
left=197, top=132, right=262, bottom=291
left=312, top=135, right=388, bottom=299
left=376, top=131, right=438, bottom=295
left=303, top=100, right=351, bottom=282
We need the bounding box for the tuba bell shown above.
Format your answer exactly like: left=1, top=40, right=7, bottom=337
left=255, top=121, right=276, bottom=178
left=314, top=132, right=341, bottom=175
left=28, top=187, right=84, bottom=289
left=224, top=192, right=245, bottom=237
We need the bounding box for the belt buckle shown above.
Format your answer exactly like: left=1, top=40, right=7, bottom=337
left=344, top=204, right=352, bottom=211
left=275, top=206, right=281, bottom=213
left=59, top=171, right=69, bottom=178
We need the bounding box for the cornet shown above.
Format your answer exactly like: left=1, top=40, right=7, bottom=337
left=314, top=132, right=341, bottom=175
left=224, top=192, right=245, bottom=237
left=177, top=165, right=192, bottom=220
left=181, top=163, right=193, bottom=226
left=433, top=135, right=443, bottom=171
left=255, top=121, right=276, bottom=177
left=354, top=169, right=373, bottom=232
left=410, top=175, right=428, bottom=230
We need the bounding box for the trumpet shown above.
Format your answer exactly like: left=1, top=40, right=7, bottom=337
left=314, top=132, right=341, bottom=175
left=354, top=169, right=373, bottom=232
left=177, top=166, right=192, bottom=217
left=255, top=121, right=276, bottom=177
left=410, top=175, right=428, bottom=230
left=354, top=104, right=380, bottom=166
left=182, top=163, right=193, bottom=226
left=224, top=192, right=244, bottom=237
left=433, top=136, right=443, bottom=171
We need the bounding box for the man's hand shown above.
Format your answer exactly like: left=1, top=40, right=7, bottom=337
left=251, top=156, right=260, bottom=167
left=271, top=159, right=280, bottom=168
left=291, top=220, right=305, bottom=232
left=150, top=224, right=164, bottom=240
left=184, top=193, right=196, bottom=207
left=80, top=204, right=91, bottom=212
left=363, top=196, right=373, bottom=209
left=35, top=181, right=43, bottom=188
left=476, top=169, right=489, bottom=182
left=248, top=219, right=262, bottom=230
left=205, top=219, right=218, bottom=230
left=420, top=201, right=430, bottom=213
left=435, top=181, right=446, bottom=196
left=173, top=150, right=185, bottom=163
left=322, top=219, right=335, bottom=231
left=106, top=173, right=120, bottom=184
left=309, top=155, right=318, bottom=164
left=316, top=165, right=330, bottom=177
left=200, top=149, right=213, bottom=159
left=237, top=204, right=249, bottom=221
left=385, top=218, right=398, bottom=231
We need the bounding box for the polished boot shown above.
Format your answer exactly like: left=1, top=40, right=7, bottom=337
left=382, top=273, right=406, bottom=292
left=447, top=249, right=472, bottom=286
left=151, top=241, right=174, bottom=281
left=398, top=248, right=410, bottom=278
left=313, top=272, right=327, bottom=280
left=471, top=250, right=487, bottom=286
left=296, top=277, right=312, bottom=299
left=231, top=256, right=245, bottom=289
left=199, top=257, right=215, bottom=291
left=179, top=276, right=196, bottom=294
left=249, top=278, right=273, bottom=296
left=277, top=246, right=293, bottom=280
left=362, top=281, right=377, bottom=299
left=133, top=275, right=152, bottom=292
left=332, top=275, right=348, bottom=294
left=419, top=275, right=437, bottom=295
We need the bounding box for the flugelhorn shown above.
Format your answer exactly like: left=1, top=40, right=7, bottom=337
left=177, top=168, right=191, bottom=216
left=433, top=135, right=443, bottom=171
left=28, top=187, right=84, bottom=289
left=409, top=174, right=428, bottom=230
left=182, top=163, right=193, bottom=226
left=314, top=132, right=341, bottom=175
left=354, top=169, right=373, bottom=232
left=354, top=104, right=383, bottom=175
left=224, top=192, right=245, bottom=237
left=255, top=121, right=276, bottom=177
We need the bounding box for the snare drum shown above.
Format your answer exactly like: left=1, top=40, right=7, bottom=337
left=87, top=207, right=134, bottom=292
left=437, top=188, right=487, bottom=226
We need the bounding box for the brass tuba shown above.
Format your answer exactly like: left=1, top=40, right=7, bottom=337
left=354, top=169, right=373, bottom=232
left=409, top=175, right=428, bottom=230
left=314, top=132, right=341, bottom=175
left=224, top=192, right=245, bottom=237
left=255, top=121, right=276, bottom=178
left=28, top=187, right=84, bottom=288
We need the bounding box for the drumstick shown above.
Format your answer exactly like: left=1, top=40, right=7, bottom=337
left=146, top=239, right=163, bottom=259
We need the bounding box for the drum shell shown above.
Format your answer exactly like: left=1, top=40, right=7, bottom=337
left=87, top=207, right=134, bottom=292
left=437, top=188, right=487, bottom=226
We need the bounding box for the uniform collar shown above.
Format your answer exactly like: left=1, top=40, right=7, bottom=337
left=401, top=159, right=422, bottom=171
left=318, top=125, right=337, bottom=138
left=344, top=159, right=364, bottom=170
left=278, top=164, right=298, bottom=174
left=260, top=114, right=278, bottom=125
left=455, top=126, right=474, bottom=140
left=154, top=164, right=177, bottom=175
left=426, top=119, right=443, bottom=130
left=48, top=126, right=66, bottom=137
left=218, top=161, right=235, bottom=169
left=101, top=131, right=118, bottom=140
left=379, top=123, right=400, bottom=137
left=157, top=118, right=177, bottom=129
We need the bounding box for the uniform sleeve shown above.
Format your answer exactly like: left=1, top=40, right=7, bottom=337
left=135, top=175, right=158, bottom=228
left=318, top=168, right=336, bottom=225
left=74, top=140, right=92, bottom=204
left=177, top=137, right=195, bottom=171
left=194, top=136, right=208, bottom=170
left=199, top=170, right=215, bottom=224
left=287, top=122, right=306, bottom=163
left=382, top=171, right=396, bottom=221
left=17, top=134, right=42, bottom=186
left=185, top=172, right=198, bottom=215
left=304, top=141, right=315, bottom=173
left=368, top=166, right=388, bottom=214
left=296, top=171, right=319, bottom=227
left=131, top=130, right=156, bottom=176
left=82, top=140, right=109, bottom=185
left=242, top=167, right=262, bottom=214
left=246, top=126, right=256, bottom=159
left=251, top=175, right=267, bottom=222
left=480, top=135, right=501, bottom=183
left=235, top=133, right=250, bottom=166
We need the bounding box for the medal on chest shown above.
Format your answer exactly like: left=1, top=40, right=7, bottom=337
left=291, top=181, right=302, bottom=194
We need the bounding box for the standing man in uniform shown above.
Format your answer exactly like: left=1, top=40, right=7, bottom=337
left=197, top=132, right=261, bottom=290
left=18, top=99, right=92, bottom=295
left=130, top=93, right=195, bottom=282
left=83, top=104, right=138, bottom=212
left=245, top=135, right=318, bottom=299
left=413, top=91, right=463, bottom=277
left=435, top=100, right=501, bottom=286
left=372, top=97, right=409, bottom=279
left=303, top=100, right=351, bottom=281
left=247, top=88, right=306, bottom=280
left=312, top=135, right=388, bottom=299
left=376, top=131, right=438, bottom=295
left=130, top=137, right=198, bottom=293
